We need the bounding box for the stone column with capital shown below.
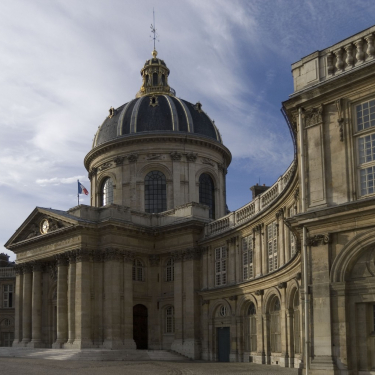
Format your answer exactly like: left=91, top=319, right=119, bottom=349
left=12, top=266, right=23, bottom=346
left=64, top=251, right=76, bottom=347
left=171, top=251, right=183, bottom=354
left=72, top=249, right=93, bottom=348
left=287, top=308, right=294, bottom=368
left=53, top=254, right=68, bottom=348
left=255, top=291, right=265, bottom=364
left=279, top=284, right=289, bottom=367
left=123, top=251, right=136, bottom=348
left=29, top=262, right=43, bottom=348
left=21, top=263, right=32, bottom=346
left=103, top=248, right=123, bottom=349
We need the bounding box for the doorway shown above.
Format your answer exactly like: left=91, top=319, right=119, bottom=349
left=133, top=304, right=148, bottom=349
left=217, top=327, right=230, bottom=362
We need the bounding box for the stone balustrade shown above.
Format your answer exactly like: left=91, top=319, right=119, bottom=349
left=204, top=161, right=296, bottom=238
left=0, top=267, right=15, bottom=278
left=291, top=26, right=375, bottom=93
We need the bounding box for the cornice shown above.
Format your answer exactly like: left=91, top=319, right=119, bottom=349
left=84, top=133, right=232, bottom=170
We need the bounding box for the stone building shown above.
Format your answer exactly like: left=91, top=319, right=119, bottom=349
left=0, top=253, right=15, bottom=347
left=4, top=25, right=375, bottom=374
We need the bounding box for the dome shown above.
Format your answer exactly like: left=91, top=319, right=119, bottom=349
left=92, top=50, right=223, bottom=148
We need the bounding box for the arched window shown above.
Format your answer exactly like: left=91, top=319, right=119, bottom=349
left=165, top=306, right=175, bottom=333
left=199, top=173, right=215, bottom=219
left=1, top=319, right=11, bottom=326
left=293, top=291, right=301, bottom=354
left=165, top=258, right=174, bottom=282
left=145, top=171, right=167, bottom=213
left=270, top=297, right=281, bottom=353
left=132, top=259, right=144, bottom=281
left=153, top=72, right=158, bottom=86
left=101, top=177, right=113, bottom=206
left=161, top=74, right=166, bottom=86
left=247, top=303, right=257, bottom=352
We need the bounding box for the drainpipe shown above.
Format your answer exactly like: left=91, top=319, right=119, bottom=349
left=299, top=106, right=309, bottom=374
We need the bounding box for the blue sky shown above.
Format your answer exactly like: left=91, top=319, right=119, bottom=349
left=1, top=0, right=375, bottom=260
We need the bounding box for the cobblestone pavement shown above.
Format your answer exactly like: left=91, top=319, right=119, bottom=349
left=0, top=358, right=301, bottom=375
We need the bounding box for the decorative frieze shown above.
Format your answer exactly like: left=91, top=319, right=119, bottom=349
left=277, top=282, right=287, bottom=289
left=335, top=98, right=345, bottom=142
left=146, top=154, right=162, bottom=160
left=255, top=289, right=264, bottom=296
left=104, top=247, right=123, bottom=261
left=202, top=157, right=214, bottom=166
left=98, top=162, right=112, bottom=171
left=307, top=234, right=331, bottom=246
left=67, top=250, right=77, bottom=264
left=149, top=255, right=160, bottom=266
left=75, top=248, right=91, bottom=262
left=170, top=151, right=182, bottom=161
left=123, top=250, right=135, bottom=263
left=31, top=261, right=43, bottom=272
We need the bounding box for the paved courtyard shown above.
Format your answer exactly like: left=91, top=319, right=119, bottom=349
left=0, top=358, right=301, bottom=375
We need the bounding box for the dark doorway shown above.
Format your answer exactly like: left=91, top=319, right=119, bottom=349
left=217, top=327, right=230, bottom=362
left=133, top=304, right=148, bottom=349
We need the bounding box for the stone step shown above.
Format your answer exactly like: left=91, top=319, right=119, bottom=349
left=0, top=348, right=188, bottom=362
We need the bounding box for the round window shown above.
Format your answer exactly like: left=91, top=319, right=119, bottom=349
left=219, top=305, right=227, bottom=317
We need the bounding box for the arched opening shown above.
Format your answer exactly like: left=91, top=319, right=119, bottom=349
left=161, top=74, right=165, bottom=86
left=133, top=304, right=148, bottom=349
left=101, top=177, right=113, bottom=206
left=247, top=303, right=257, bottom=353
left=199, top=173, right=215, bottom=219
left=152, top=72, right=158, bottom=86
left=270, top=296, right=281, bottom=354
left=144, top=171, right=167, bottom=213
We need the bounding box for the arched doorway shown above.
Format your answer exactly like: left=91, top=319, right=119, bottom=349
left=133, top=304, right=148, bottom=349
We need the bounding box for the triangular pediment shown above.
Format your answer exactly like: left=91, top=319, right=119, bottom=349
left=5, top=207, right=82, bottom=248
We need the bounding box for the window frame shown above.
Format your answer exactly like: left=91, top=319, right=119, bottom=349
left=3, top=284, right=13, bottom=308
left=242, top=235, right=254, bottom=281
left=165, top=306, right=175, bottom=334
left=144, top=170, right=167, bottom=214
left=165, top=258, right=174, bottom=282
left=354, top=98, right=375, bottom=198
left=267, top=221, right=278, bottom=273
left=132, top=259, right=145, bottom=282
left=215, top=246, right=227, bottom=287
left=101, top=177, right=114, bottom=206
left=199, top=173, right=216, bottom=219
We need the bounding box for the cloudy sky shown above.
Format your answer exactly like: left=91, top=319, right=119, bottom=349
left=1, top=0, right=374, bottom=260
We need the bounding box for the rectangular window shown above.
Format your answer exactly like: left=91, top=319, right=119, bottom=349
left=289, top=206, right=296, bottom=257
left=242, top=235, right=254, bottom=281
left=3, top=284, right=13, bottom=308
left=356, top=99, right=375, bottom=197
left=356, top=99, right=375, bottom=131
left=267, top=222, right=278, bottom=272
left=215, top=247, right=227, bottom=286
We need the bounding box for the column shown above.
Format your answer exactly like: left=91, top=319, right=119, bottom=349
left=171, top=253, right=183, bottom=354
left=21, top=263, right=32, bottom=346
left=287, top=309, right=294, bottom=368
left=65, top=252, right=76, bottom=346
left=263, top=312, right=271, bottom=364
left=29, top=262, right=43, bottom=347
left=53, top=254, right=68, bottom=348
left=123, top=252, right=136, bottom=348
left=171, top=152, right=182, bottom=207
left=201, top=301, right=209, bottom=360
left=309, top=234, right=335, bottom=372
left=72, top=249, right=92, bottom=348
left=279, top=285, right=289, bottom=367
left=228, top=238, right=236, bottom=285
left=13, top=267, right=23, bottom=346
left=255, top=292, right=265, bottom=364
left=103, top=249, right=123, bottom=349
left=183, top=251, right=201, bottom=359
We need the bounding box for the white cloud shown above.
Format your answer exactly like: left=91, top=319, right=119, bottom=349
left=36, top=176, right=87, bottom=185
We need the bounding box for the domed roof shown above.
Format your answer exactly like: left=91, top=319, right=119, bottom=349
left=92, top=50, right=223, bottom=148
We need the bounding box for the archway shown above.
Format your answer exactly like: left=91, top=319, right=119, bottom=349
left=133, top=304, right=148, bottom=349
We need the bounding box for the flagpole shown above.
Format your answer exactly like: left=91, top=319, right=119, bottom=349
left=77, top=180, right=80, bottom=206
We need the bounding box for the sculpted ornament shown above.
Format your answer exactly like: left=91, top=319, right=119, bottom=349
left=128, top=154, right=138, bottom=163
left=88, top=167, right=97, bottom=180
left=149, top=255, right=160, bottom=266
left=185, top=152, right=197, bottom=162
left=304, top=105, right=323, bottom=127
left=114, top=156, right=125, bottom=166
left=98, top=162, right=112, bottom=171
left=335, top=98, right=345, bottom=142
left=170, top=151, right=182, bottom=161
left=146, top=154, right=162, bottom=160
left=307, top=234, right=330, bottom=246
left=202, top=157, right=214, bottom=166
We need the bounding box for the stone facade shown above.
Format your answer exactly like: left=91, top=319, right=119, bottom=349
left=0, top=254, right=15, bottom=347
left=4, top=26, right=375, bottom=374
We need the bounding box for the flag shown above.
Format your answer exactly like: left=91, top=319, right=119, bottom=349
left=78, top=181, right=89, bottom=195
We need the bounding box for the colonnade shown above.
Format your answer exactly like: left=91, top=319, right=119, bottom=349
left=12, top=249, right=136, bottom=349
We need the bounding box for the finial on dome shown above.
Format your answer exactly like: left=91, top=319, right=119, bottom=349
left=152, top=49, right=158, bottom=58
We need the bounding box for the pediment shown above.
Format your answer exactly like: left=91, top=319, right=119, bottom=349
left=5, top=207, right=79, bottom=248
